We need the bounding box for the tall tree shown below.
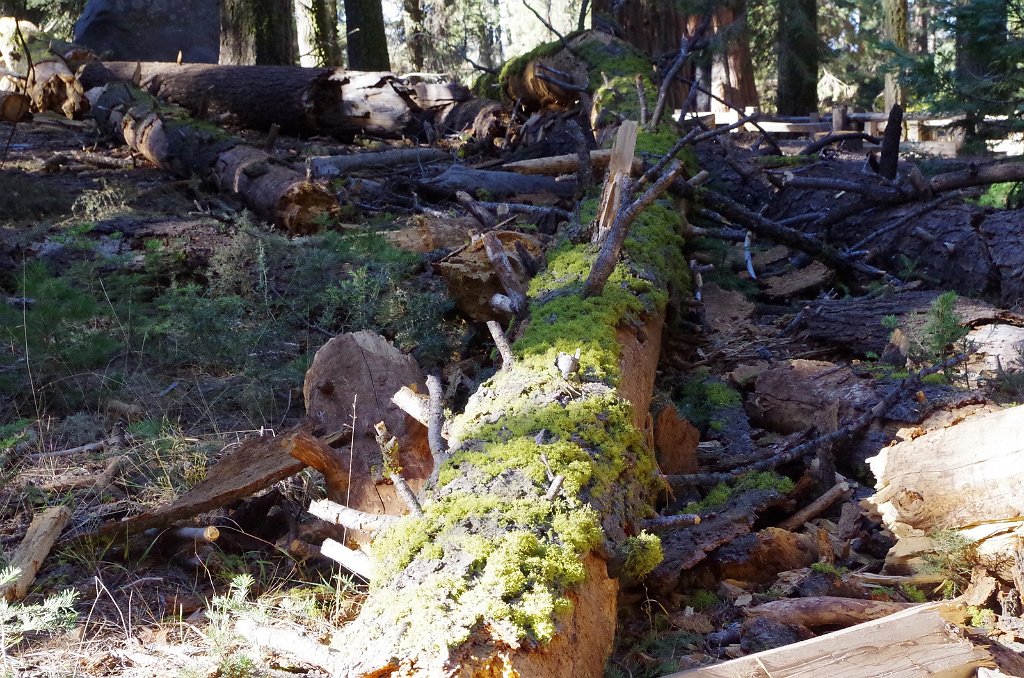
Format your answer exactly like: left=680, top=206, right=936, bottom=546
left=221, top=0, right=299, bottom=65
left=776, top=0, right=818, bottom=115
left=883, top=0, right=908, bottom=112
left=402, top=0, right=427, bottom=70
left=344, top=0, right=390, bottom=70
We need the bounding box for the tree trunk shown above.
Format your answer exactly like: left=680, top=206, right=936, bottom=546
left=88, top=81, right=336, bottom=233
left=883, top=0, right=908, bottom=113
left=220, top=0, right=299, bottom=65
left=912, top=0, right=930, bottom=54
left=344, top=0, right=390, bottom=70
left=776, top=0, right=818, bottom=116
left=312, top=0, right=342, bottom=66
left=403, top=0, right=427, bottom=71
left=79, top=62, right=434, bottom=139
left=710, top=0, right=759, bottom=113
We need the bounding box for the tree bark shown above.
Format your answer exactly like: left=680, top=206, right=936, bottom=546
left=220, top=0, right=300, bottom=65
left=883, top=0, right=908, bottom=113
left=776, top=0, right=818, bottom=116
left=344, top=0, right=391, bottom=70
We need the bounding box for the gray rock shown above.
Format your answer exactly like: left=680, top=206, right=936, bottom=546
left=74, top=0, right=219, bottom=63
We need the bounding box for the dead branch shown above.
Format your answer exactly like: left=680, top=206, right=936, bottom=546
left=306, top=148, right=451, bottom=179
left=677, top=78, right=784, bottom=156
left=307, top=498, right=398, bottom=532
left=502, top=149, right=642, bottom=176
left=426, top=374, right=449, bottom=465
left=777, top=481, right=851, bottom=531
left=236, top=617, right=341, bottom=672
left=745, top=596, right=915, bottom=628
left=584, top=158, right=687, bottom=297
left=635, top=74, right=648, bottom=126
left=392, top=386, right=430, bottom=428
left=374, top=422, right=423, bottom=517
left=799, top=131, right=882, bottom=156
left=2, top=506, right=72, bottom=601
left=649, top=13, right=712, bottom=129
left=486, top=320, right=515, bottom=369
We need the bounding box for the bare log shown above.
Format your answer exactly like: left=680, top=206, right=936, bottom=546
left=502, top=149, right=643, bottom=176
left=2, top=506, right=72, bottom=601
left=80, top=62, right=451, bottom=139
left=307, top=147, right=450, bottom=179
left=88, top=82, right=336, bottom=233
left=670, top=603, right=991, bottom=677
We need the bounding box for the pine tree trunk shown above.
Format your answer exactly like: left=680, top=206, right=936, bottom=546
left=883, top=0, right=908, bottom=113
left=776, top=0, right=818, bottom=116
left=344, top=0, right=391, bottom=70
left=220, top=0, right=299, bottom=65
left=312, top=0, right=342, bottom=66
left=403, top=0, right=427, bottom=70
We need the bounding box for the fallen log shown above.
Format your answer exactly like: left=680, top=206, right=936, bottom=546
left=502, top=149, right=644, bottom=176
left=320, top=146, right=690, bottom=675
left=745, top=596, right=915, bottom=629
left=2, top=505, right=72, bottom=601
left=306, top=147, right=451, bottom=179
left=87, top=81, right=337, bottom=233
left=670, top=603, right=993, bottom=677
left=79, top=62, right=487, bottom=140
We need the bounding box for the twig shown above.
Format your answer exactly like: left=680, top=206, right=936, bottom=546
left=635, top=74, right=648, bottom=126
left=584, top=160, right=688, bottom=297
left=426, top=374, right=449, bottom=465
left=374, top=422, right=423, bottom=517
left=522, top=0, right=578, bottom=56
left=649, top=13, right=712, bottom=129
left=544, top=475, right=564, bottom=501
left=487, top=320, right=515, bottom=369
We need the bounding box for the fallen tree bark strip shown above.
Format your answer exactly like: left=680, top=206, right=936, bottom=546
left=745, top=596, right=915, bottom=628
left=669, top=603, right=991, bottom=677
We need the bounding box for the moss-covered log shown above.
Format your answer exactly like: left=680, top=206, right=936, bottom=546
left=499, top=31, right=656, bottom=131
left=88, top=82, right=336, bottom=233
left=325, top=194, right=689, bottom=674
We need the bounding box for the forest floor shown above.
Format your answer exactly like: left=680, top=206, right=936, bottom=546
left=2, top=112, right=1024, bottom=677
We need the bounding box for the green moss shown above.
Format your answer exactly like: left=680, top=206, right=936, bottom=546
left=899, top=583, right=928, bottom=603
left=689, top=589, right=719, bottom=611
left=810, top=561, right=847, bottom=576
left=622, top=531, right=663, bottom=579
left=497, top=38, right=574, bottom=91
left=684, top=471, right=794, bottom=513
left=673, top=371, right=742, bottom=431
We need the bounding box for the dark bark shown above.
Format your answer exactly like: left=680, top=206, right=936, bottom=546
left=883, top=0, right=908, bottom=112
left=878, top=103, right=902, bottom=179
left=776, top=0, right=818, bottom=116
left=344, top=0, right=391, bottom=70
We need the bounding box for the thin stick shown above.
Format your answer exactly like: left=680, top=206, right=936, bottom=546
left=426, top=374, right=449, bottom=465
left=344, top=393, right=357, bottom=544
left=676, top=77, right=783, bottom=155
left=777, top=481, right=850, bottom=531
left=486, top=320, right=515, bottom=369
left=375, top=422, right=423, bottom=517
left=635, top=74, right=648, bottom=126
left=744, top=231, right=757, bottom=280
left=649, top=13, right=712, bottom=130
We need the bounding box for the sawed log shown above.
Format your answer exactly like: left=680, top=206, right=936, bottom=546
left=87, top=81, right=336, bottom=233
left=2, top=506, right=72, bottom=601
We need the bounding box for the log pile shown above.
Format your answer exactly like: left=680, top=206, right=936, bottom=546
left=8, top=21, right=1024, bottom=678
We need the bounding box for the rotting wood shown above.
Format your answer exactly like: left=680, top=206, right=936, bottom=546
left=2, top=505, right=72, bottom=601
left=80, top=62, right=467, bottom=139
left=0, top=90, right=29, bottom=122
left=745, top=596, right=915, bottom=628
left=90, top=422, right=321, bottom=539
left=669, top=603, right=992, bottom=677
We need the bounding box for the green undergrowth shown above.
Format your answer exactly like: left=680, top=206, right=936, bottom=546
left=359, top=189, right=691, bottom=653
left=0, top=217, right=464, bottom=423
left=672, top=369, right=743, bottom=433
